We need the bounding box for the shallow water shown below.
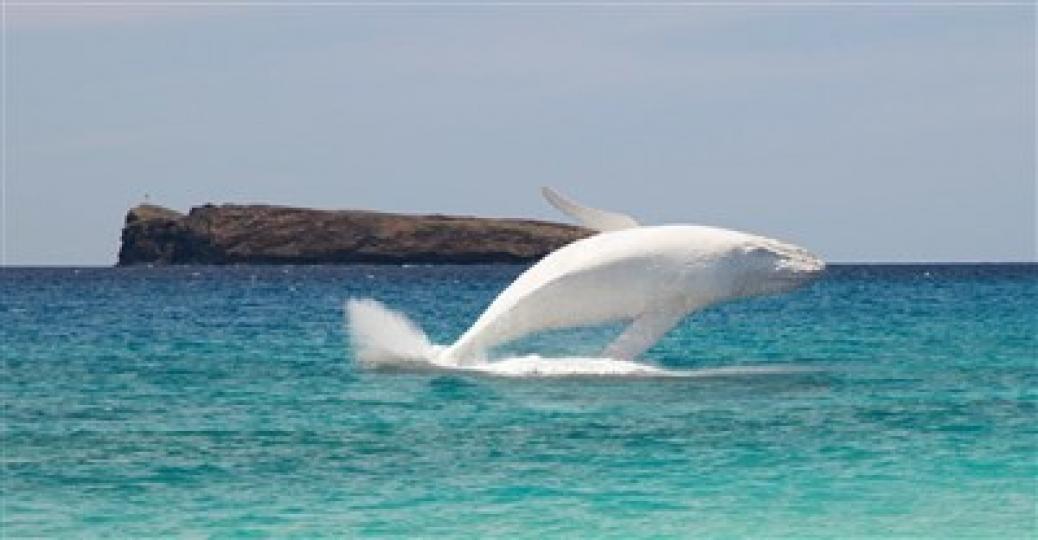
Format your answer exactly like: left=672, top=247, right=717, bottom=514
left=3, top=264, right=1036, bottom=537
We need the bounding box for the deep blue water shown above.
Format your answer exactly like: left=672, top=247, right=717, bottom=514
left=3, top=264, right=1036, bottom=538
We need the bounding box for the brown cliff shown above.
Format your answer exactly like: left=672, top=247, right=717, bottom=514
left=116, top=203, right=592, bottom=266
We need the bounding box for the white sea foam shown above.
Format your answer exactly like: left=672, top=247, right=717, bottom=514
left=459, top=355, right=675, bottom=377
left=346, top=299, right=813, bottom=379
left=346, top=298, right=438, bottom=368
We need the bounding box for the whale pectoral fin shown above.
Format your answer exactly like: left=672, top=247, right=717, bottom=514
left=541, top=187, right=640, bottom=232
left=601, top=306, right=688, bottom=361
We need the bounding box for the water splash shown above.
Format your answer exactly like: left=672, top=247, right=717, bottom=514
left=346, top=298, right=812, bottom=379
left=345, top=298, right=441, bottom=369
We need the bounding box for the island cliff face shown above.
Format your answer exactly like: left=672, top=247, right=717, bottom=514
left=117, top=204, right=592, bottom=266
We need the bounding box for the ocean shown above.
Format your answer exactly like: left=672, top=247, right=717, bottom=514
left=3, top=264, right=1036, bottom=538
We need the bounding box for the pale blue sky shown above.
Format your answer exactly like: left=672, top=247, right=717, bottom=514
left=4, top=3, right=1035, bottom=264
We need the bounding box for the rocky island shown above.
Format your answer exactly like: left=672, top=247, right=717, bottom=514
left=117, top=203, right=591, bottom=266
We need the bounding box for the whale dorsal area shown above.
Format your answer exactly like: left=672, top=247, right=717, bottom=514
left=541, top=187, right=640, bottom=232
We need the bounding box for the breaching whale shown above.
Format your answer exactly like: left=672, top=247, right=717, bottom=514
left=348, top=188, right=824, bottom=368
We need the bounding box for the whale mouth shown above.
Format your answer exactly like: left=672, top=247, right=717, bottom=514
left=764, top=265, right=824, bottom=293
left=775, top=252, right=826, bottom=284
left=779, top=252, right=826, bottom=274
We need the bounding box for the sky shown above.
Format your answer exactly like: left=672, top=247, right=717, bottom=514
left=3, top=2, right=1035, bottom=265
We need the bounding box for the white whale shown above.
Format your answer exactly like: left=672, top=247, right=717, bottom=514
left=347, top=188, right=824, bottom=368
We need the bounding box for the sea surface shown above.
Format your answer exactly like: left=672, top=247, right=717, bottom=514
left=3, top=264, right=1036, bottom=538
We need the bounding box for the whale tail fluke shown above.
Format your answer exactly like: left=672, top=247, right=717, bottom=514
left=346, top=298, right=439, bottom=369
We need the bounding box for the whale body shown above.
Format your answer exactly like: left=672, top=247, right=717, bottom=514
left=348, top=188, right=824, bottom=367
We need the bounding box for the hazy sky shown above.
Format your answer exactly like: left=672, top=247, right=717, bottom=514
left=4, top=2, right=1035, bottom=265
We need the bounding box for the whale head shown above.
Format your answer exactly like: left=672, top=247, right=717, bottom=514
left=729, top=237, right=826, bottom=298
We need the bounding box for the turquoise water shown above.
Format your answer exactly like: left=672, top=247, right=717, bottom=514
left=3, top=264, right=1036, bottom=538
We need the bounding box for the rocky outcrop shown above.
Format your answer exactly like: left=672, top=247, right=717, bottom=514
left=116, top=203, right=592, bottom=266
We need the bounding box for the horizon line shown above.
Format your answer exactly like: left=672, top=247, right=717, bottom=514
left=2, top=261, right=1036, bottom=269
